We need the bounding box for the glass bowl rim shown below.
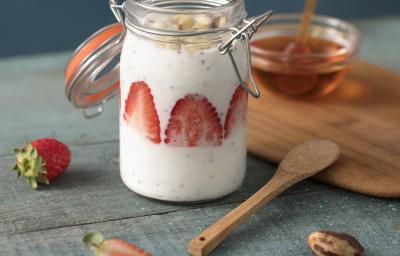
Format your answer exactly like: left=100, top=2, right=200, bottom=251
left=251, top=13, right=361, bottom=59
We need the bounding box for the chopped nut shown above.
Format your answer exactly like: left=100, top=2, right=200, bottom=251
left=184, top=43, right=211, bottom=53
left=171, top=15, right=195, bottom=30
left=183, top=36, right=214, bottom=53
left=308, top=230, right=364, bottom=256
left=153, top=39, right=182, bottom=51
left=161, top=42, right=182, bottom=50
left=213, top=16, right=228, bottom=28
left=146, top=19, right=166, bottom=30
left=144, top=13, right=166, bottom=30
left=143, top=13, right=224, bottom=51
left=165, top=21, right=180, bottom=31
left=193, top=15, right=213, bottom=30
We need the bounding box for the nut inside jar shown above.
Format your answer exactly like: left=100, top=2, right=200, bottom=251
left=143, top=13, right=229, bottom=52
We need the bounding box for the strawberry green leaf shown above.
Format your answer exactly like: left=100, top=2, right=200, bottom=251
left=12, top=143, right=48, bottom=189
left=83, top=232, right=104, bottom=250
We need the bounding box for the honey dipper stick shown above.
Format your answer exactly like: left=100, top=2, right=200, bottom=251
left=298, top=0, right=318, bottom=44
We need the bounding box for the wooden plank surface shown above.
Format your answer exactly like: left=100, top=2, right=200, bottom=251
left=0, top=17, right=400, bottom=256
left=0, top=52, right=118, bottom=157
left=0, top=142, right=331, bottom=236
left=248, top=61, right=400, bottom=198
left=1, top=189, right=399, bottom=255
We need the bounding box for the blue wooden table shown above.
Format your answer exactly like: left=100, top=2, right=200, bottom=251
left=1, top=17, right=399, bottom=255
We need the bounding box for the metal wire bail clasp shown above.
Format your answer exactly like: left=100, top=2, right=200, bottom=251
left=109, top=0, right=125, bottom=23
left=218, top=11, right=273, bottom=98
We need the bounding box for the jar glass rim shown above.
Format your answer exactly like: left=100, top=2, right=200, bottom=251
left=129, top=0, right=243, bottom=13
left=124, top=0, right=247, bottom=36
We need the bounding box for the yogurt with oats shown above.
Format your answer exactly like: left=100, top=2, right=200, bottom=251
left=119, top=13, right=249, bottom=202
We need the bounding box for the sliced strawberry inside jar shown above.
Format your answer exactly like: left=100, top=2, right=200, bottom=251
left=123, top=81, right=161, bottom=144
left=165, top=94, right=223, bottom=147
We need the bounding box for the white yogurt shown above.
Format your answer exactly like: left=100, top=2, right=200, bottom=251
left=119, top=29, right=249, bottom=202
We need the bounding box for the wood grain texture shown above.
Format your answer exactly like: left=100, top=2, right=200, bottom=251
left=0, top=142, right=332, bottom=237
left=1, top=189, right=399, bottom=256
left=248, top=61, right=400, bottom=198
left=0, top=52, right=119, bottom=157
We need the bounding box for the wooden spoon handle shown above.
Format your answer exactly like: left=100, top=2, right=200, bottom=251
left=188, top=171, right=298, bottom=256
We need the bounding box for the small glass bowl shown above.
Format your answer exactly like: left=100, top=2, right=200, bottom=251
left=250, top=13, right=361, bottom=99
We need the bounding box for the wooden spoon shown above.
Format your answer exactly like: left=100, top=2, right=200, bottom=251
left=188, top=139, right=340, bottom=256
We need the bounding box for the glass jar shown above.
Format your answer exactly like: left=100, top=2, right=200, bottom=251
left=65, top=0, right=272, bottom=202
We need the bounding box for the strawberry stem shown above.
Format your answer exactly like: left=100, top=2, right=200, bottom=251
left=83, top=232, right=104, bottom=252
left=12, top=143, right=49, bottom=189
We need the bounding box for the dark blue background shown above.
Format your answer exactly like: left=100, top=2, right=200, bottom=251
left=1, top=0, right=399, bottom=57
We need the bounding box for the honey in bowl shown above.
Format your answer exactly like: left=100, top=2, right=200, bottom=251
left=252, top=36, right=348, bottom=97
left=250, top=14, right=360, bottom=99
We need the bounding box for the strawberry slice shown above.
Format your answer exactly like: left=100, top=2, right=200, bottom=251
left=165, top=94, right=223, bottom=147
left=123, top=81, right=161, bottom=144
left=101, top=239, right=151, bottom=256
left=224, top=86, right=248, bottom=138
left=83, top=232, right=152, bottom=256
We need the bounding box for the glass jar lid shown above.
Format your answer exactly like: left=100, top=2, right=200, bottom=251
left=65, top=23, right=123, bottom=118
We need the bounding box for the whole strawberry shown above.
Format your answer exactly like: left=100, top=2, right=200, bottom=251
left=83, top=232, right=152, bottom=256
left=13, top=138, right=71, bottom=188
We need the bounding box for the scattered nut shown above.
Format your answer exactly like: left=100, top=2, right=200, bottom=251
left=171, top=15, right=195, bottom=30
left=308, top=230, right=364, bottom=256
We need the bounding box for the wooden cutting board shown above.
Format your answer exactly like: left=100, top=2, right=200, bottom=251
left=247, top=61, right=400, bottom=198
